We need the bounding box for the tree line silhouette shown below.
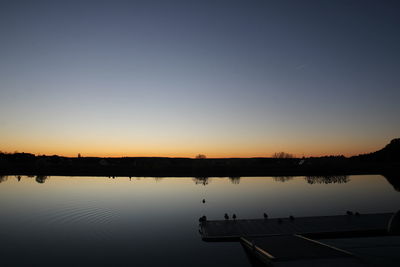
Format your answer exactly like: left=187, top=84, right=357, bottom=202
left=0, top=139, right=399, bottom=178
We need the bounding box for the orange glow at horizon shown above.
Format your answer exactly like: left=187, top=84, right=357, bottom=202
left=0, top=137, right=387, bottom=158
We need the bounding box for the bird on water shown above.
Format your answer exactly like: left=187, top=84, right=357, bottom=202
left=198, top=215, right=207, bottom=223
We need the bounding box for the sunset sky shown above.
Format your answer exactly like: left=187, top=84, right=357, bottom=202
left=1, top=0, right=399, bottom=158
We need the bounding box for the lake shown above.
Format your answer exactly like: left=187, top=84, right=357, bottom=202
left=0, top=175, right=399, bottom=266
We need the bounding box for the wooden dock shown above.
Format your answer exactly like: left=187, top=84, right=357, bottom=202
left=200, top=213, right=393, bottom=241
left=240, top=235, right=365, bottom=266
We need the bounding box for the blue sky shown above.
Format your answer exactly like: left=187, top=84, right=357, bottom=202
left=1, top=0, right=399, bottom=157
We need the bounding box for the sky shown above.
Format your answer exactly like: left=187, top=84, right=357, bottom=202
left=0, top=0, right=399, bottom=158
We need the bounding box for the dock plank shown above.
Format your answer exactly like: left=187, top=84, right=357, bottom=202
left=200, top=213, right=393, bottom=240
left=240, top=235, right=365, bottom=266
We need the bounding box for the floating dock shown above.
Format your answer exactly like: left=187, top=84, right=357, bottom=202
left=240, top=235, right=365, bottom=266
left=200, top=213, right=393, bottom=241
left=199, top=213, right=397, bottom=266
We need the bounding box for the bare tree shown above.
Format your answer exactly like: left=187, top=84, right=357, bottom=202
left=272, top=152, right=294, bottom=159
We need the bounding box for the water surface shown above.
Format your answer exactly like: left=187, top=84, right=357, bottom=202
left=0, top=175, right=398, bottom=266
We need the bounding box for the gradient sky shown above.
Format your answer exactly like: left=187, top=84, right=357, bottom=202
left=1, top=0, right=399, bottom=157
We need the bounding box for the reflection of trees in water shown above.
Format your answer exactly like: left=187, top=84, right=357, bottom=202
left=35, top=175, right=49, bottom=184
left=229, top=176, right=241, bottom=184
left=0, top=175, right=8, bottom=183
left=153, top=177, right=163, bottom=182
left=193, top=177, right=209, bottom=186
left=382, top=174, right=400, bottom=192
left=305, top=175, right=349, bottom=184
left=273, top=176, right=294, bottom=182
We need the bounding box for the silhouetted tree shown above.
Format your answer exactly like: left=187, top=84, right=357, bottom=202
left=353, top=138, right=400, bottom=162
left=272, top=152, right=294, bottom=159
left=195, top=154, right=207, bottom=159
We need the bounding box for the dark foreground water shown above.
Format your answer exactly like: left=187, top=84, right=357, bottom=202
left=0, top=175, right=399, bottom=266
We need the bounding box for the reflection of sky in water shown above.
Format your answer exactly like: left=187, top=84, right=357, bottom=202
left=0, top=175, right=399, bottom=266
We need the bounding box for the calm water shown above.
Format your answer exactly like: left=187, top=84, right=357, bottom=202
left=0, top=175, right=399, bottom=266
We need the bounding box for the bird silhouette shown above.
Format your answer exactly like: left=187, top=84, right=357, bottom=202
left=202, top=199, right=205, bottom=203
left=198, top=215, right=207, bottom=223
left=263, top=213, right=268, bottom=220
